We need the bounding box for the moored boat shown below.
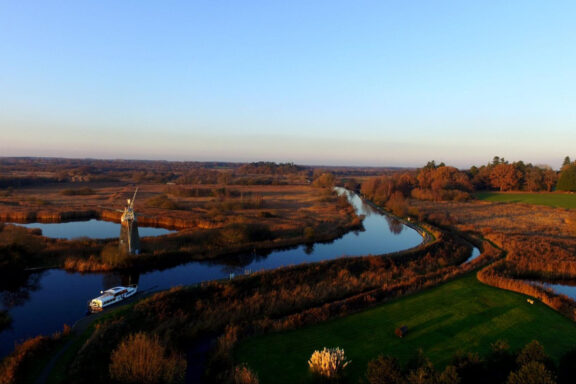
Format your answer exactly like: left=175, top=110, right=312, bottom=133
left=89, top=285, right=138, bottom=312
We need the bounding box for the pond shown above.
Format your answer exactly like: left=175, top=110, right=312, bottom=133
left=17, top=219, right=175, bottom=239
left=0, top=189, right=426, bottom=358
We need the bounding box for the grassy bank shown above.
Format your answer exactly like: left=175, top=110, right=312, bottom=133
left=235, top=274, right=576, bottom=384
left=475, top=191, right=576, bottom=209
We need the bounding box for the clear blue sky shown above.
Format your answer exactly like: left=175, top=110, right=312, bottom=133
left=1, top=1, right=575, bottom=168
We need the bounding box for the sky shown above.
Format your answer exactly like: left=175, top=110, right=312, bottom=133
left=1, top=1, right=575, bottom=169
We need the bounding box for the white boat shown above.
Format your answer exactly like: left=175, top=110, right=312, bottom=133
left=89, top=285, right=138, bottom=312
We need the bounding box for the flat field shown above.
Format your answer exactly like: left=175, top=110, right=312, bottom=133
left=475, top=191, right=576, bottom=209
left=235, top=274, right=576, bottom=384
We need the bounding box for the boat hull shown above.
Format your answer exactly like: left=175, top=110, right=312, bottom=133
left=89, top=285, right=138, bottom=312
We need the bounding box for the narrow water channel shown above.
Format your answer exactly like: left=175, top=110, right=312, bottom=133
left=0, top=189, right=424, bottom=358
left=530, top=281, right=576, bottom=301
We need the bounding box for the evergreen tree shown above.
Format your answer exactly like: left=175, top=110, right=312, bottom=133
left=557, top=165, right=576, bottom=191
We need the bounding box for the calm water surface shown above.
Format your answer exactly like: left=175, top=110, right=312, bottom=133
left=0, top=189, right=423, bottom=357
left=18, top=219, right=174, bottom=239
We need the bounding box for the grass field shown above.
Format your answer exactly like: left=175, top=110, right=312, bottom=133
left=234, top=274, right=576, bottom=383
left=475, top=191, right=576, bottom=209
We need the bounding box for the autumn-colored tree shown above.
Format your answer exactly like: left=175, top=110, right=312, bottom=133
left=489, top=163, right=522, bottom=191
left=109, top=333, right=186, bottom=384
left=430, top=166, right=472, bottom=192
left=361, top=174, right=415, bottom=205
left=312, top=172, right=335, bottom=189
left=387, top=191, right=408, bottom=217
left=543, top=169, right=558, bottom=192
left=414, top=165, right=472, bottom=201
left=524, top=167, right=544, bottom=192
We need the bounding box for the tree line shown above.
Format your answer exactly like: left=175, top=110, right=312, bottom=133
left=361, top=156, right=576, bottom=208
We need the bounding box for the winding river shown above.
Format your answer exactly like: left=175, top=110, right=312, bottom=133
left=0, top=189, right=424, bottom=358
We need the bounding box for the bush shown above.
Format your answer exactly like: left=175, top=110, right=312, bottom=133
left=233, top=364, right=260, bottom=384
left=506, top=361, right=556, bottom=384
left=308, top=347, right=351, bottom=380
left=109, top=332, right=186, bottom=384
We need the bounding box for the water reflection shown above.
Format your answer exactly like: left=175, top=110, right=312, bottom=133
left=17, top=219, right=174, bottom=240
left=119, top=221, right=140, bottom=255
left=0, top=272, right=43, bottom=310
left=385, top=216, right=404, bottom=235
left=102, top=271, right=140, bottom=290
left=532, top=280, right=576, bottom=301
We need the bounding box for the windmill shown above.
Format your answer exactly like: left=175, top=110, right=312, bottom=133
left=121, top=187, right=138, bottom=224
left=103, top=187, right=140, bottom=255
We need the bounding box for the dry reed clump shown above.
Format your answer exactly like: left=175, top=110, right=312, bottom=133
left=308, top=347, right=351, bottom=379
left=109, top=332, right=186, bottom=384
left=233, top=363, right=260, bottom=384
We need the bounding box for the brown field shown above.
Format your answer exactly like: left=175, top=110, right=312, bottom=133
left=0, top=182, right=346, bottom=228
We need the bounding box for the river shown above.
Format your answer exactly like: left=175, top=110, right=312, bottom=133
left=0, top=189, right=424, bottom=358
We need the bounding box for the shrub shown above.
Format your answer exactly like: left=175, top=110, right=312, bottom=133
left=233, top=363, right=260, bottom=384
left=109, top=332, right=186, bottom=384
left=308, top=347, right=351, bottom=379
left=506, top=361, right=556, bottom=384
left=516, top=340, right=550, bottom=367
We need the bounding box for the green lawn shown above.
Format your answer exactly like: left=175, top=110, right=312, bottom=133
left=475, top=191, right=576, bottom=209
left=235, top=274, right=576, bottom=383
